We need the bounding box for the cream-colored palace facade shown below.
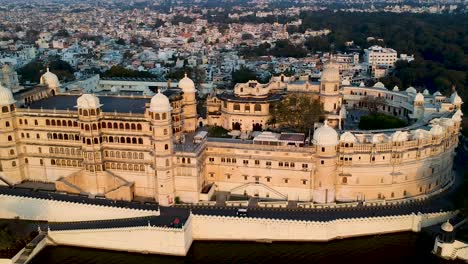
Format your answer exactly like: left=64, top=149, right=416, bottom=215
left=0, top=65, right=463, bottom=206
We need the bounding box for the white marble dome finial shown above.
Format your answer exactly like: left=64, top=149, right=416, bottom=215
left=313, top=121, right=339, bottom=147
left=0, top=83, right=15, bottom=106
left=76, top=94, right=102, bottom=109
left=178, top=73, right=196, bottom=93
left=150, top=90, right=172, bottom=113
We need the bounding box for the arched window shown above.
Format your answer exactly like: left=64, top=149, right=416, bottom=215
left=233, top=104, right=240, bottom=111
left=254, top=104, right=261, bottom=112
left=125, top=123, right=130, bottom=130
left=140, top=165, right=145, bottom=171
left=131, top=124, right=136, bottom=130
left=90, top=109, right=96, bottom=116
left=92, top=124, right=97, bottom=130
left=51, top=160, right=56, bottom=165
left=68, top=120, right=72, bottom=126
left=138, top=138, right=143, bottom=144
left=64, top=134, right=68, bottom=140
left=19, top=119, right=23, bottom=125
left=94, top=138, right=98, bottom=144
left=342, top=177, right=347, bottom=184
left=5, top=121, right=10, bottom=127
left=87, top=139, right=91, bottom=145
left=58, top=134, right=63, bottom=140
left=9, top=149, right=15, bottom=155
left=85, top=124, right=90, bottom=131
left=137, top=124, right=142, bottom=130
left=24, top=158, right=28, bottom=164
left=166, top=159, right=170, bottom=167
left=119, top=123, right=124, bottom=129
left=113, top=123, right=118, bottom=129
left=1, top=106, right=8, bottom=113
left=109, top=137, right=114, bottom=143
left=162, top=113, right=167, bottom=120
left=46, top=120, right=50, bottom=126
left=12, top=161, right=16, bottom=167
left=132, top=137, right=137, bottom=144
left=83, top=110, right=88, bottom=116
left=164, top=129, right=168, bottom=135
left=165, top=144, right=169, bottom=150
left=126, top=137, right=131, bottom=144
left=120, top=137, right=125, bottom=143
left=155, top=113, right=161, bottom=120
left=7, top=135, right=12, bottom=141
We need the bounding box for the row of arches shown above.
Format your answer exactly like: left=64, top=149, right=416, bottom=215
left=46, top=119, right=79, bottom=127
left=104, top=151, right=144, bottom=160
left=49, top=147, right=81, bottom=156
left=100, top=122, right=143, bottom=131
left=150, top=112, right=168, bottom=120
left=51, top=159, right=82, bottom=167
left=47, top=133, right=80, bottom=141
left=105, top=162, right=146, bottom=172
left=1, top=105, right=15, bottom=113
left=79, top=109, right=100, bottom=116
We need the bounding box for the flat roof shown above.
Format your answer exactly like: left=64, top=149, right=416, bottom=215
left=28, top=95, right=150, bottom=114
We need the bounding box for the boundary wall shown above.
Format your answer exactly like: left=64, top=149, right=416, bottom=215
left=42, top=211, right=455, bottom=256
left=0, top=194, right=159, bottom=222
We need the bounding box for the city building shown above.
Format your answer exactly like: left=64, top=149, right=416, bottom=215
left=0, top=66, right=463, bottom=207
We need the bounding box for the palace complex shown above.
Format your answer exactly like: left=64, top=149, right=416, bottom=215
left=0, top=64, right=463, bottom=206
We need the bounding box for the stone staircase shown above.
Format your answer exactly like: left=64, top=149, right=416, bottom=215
left=14, top=231, right=47, bottom=264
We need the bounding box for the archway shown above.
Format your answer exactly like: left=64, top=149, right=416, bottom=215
left=199, top=121, right=203, bottom=128
left=232, top=122, right=241, bottom=130
left=252, top=123, right=262, bottom=131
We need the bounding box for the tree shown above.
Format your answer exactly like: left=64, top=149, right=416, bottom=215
left=359, top=96, right=386, bottom=114
left=115, top=38, right=125, bottom=45
left=241, top=33, right=254, bottom=41
left=232, top=66, right=257, bottom=84
left=358, top=113, right=407, bottom=130
left=102, top=66, right=157, bottom=78
left=270, top=94, right=324, bottom=133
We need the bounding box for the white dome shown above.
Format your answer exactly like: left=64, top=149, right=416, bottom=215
left=439, top=118, right=454, bottom=128
left=423, top=89, right=429, bottom=95
left=178, top=73, right=196, bottom=93
left=406, top=86, right=416, bottom=94
left=76, top=94, right=101, bottom=109
left=450, top=92, right=463, bottom=105
left=359, top=81, right=365, bottom=87
left=320, top=63, right=340, bottom=82
left=340, top=132, right=357, bottom=143
left=40, top=68, right=60, bottom=88
left=391, top=131, right=408, bottom=142
left=0, top=83, right=15, bottom=106
left=313, top=122, right=339, bottom=146
left=411, top=129, right=429, bottom=140
left=150, top=90, right=171, bottom=113
left=430, top=124, right=444, bottom=136
left=392, top=86, right=399, bottom=92
left=373, top=82, right=386, bottom=89
left=414, top=92, right=424, bottom=102
left=452, top=109, right=463, bottom=122
left=433, top=91, right=442, bottom=96
left=441, top=221, right=454, bottom=232
left=341, top=80, right=351, bottom=86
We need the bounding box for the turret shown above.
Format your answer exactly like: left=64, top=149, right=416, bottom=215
left=413, top=92, right=425, bottom=120
left=40, top=68, right=60, bottom=96
left=178, top=74, right=197, bottom=132
left=312, top=121, right=339, bottom=203
left=149, top=91, right=175, bottom=206
left=0, top=84, right=21, bottom=183
left=76, top=94, right=103, bottom=192
left=319, top=63, right=342, bottom=113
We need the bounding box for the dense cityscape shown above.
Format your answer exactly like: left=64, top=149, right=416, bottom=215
left=0, top=0, right=467, bottom=263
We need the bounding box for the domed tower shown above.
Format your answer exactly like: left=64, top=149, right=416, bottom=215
left=439, top=221, right=455, bottom=244
left=413, top=92, right=425, bottom=120
left=320, top=63, right=342, bottom=114
left=40, top=68, right=60, bottom=95
left=450, top=91, right=463, bottom=110
left=76, top=94, right=103, bottom=192
left=312, top=121, right=339, bottom=204
left=0, top=84, right=21, bottom=183
left=149, top=91, right=175, bottom=206
left=178, top=74, right=197, bottom=132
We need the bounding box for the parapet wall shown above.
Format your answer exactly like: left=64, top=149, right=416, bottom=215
left=48, top=216, right=193, bottom=256
left=191, top=211, right=454, bottom=242
left=43, top=211, right=455, bottom=256
left=0, top=194, right=159, bottom=222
